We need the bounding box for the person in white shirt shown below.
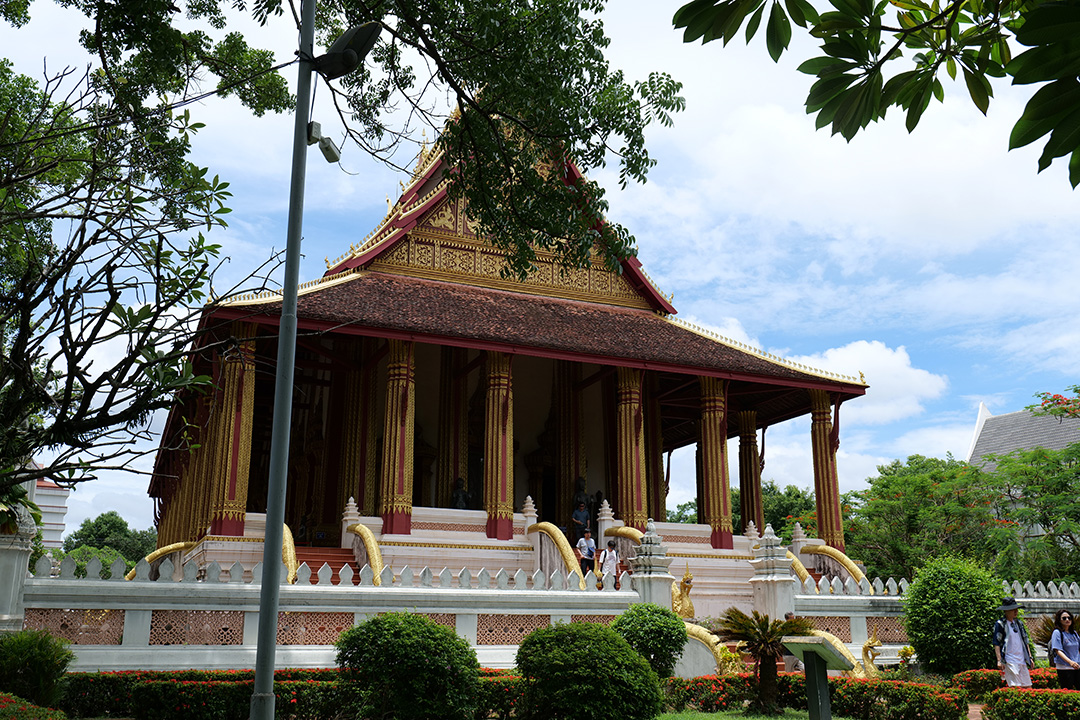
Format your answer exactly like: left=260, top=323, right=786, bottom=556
left=598, top=539, right=619, bottom=585
left=991, top=596, right=1034, bottom=688
left=575, top=528, right=596, bottom=577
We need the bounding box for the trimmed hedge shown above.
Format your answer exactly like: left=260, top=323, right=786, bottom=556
left=60, top=670, right=339, bottom=718
left=665, top=673, right=965, bottom=720
left=130, top=679, right=351, bottom=720
left=950, top=667, right=1057, bottom=702
left=0, top=693, right=67, bottom=720
left=983, top=687, right=1080, bottom=719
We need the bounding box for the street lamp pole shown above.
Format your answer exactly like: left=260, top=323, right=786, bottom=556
left=248, top=2, right=378, bottom=718
left=247, top=0, right=315, bottom=717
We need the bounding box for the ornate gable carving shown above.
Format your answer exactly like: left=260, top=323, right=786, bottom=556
left=371, top=196, right=650, bottom=309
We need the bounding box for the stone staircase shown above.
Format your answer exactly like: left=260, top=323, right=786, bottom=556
left=293, top=547, right=359, bottom=585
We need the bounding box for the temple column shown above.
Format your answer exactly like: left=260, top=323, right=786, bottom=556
left=208, top=325, right=257, bottom=536
left=483, top=352, right=514, bottom=540
left=737, top=410, right=764, bottom=535
left=556, top=360, right=585, bottom=527
left=437, top=347, right=469, bottom=508
left=340, top=339, right=380, bottom=516
left=189, top=396, right=214, bottom=541
left=809, top=389, right=845, bottom=551
left=645, top=374, right=666, bottom=522
left=615, top=367, right=648, bottom=531
left=699, top=376, right=733, bottom=549
left=380, top=339, right=415, bottom=534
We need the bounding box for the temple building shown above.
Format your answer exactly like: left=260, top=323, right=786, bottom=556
left=148, top=143, right=866, bottom=588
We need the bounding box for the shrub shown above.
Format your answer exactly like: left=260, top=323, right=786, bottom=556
left=0, top=692, right=67, bottom=720
left=335, top=612, right=478, bottom=720
left=610, top=603, right=687, bottom=679
left=950, top=667, right=1057, bottom=702
left=664, top=674, right=753, bottom=713
left=475, top=675, right=524, bottom=720
left=982, top=687, right=1080, bottom=720
left=59, top=669, right=341, bottom=718
left=902, top=555, right=1000, bottom=675
left=514, top=622, right=662, bottom=720
left=0, top=630, right=73, bottom=708
left=129, top=679, right=347, bottom=720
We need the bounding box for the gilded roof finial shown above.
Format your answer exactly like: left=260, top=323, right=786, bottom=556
left=859, top=371, right=865, bottom=384
left=387, top=195, right=392, bottom=213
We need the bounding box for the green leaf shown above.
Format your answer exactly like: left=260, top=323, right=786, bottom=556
left=962, top=68, right=990, bottom=114
left=1069, top=148, right=1080, bottom=189
left=746, top=3, right=767, bottom=41
left=882, top=70, right=920, bottom=107
left=1036, top=107, right=1080, bottom=172
left=806, top=73, right=860, bottom=111
left=1008, top=43, right=1080, bottom=85
left=905, top=81, right=932, bottom=131
left=946, top=56, right=957, bottom=80
left=766, top=2, right=793, bottom=61
left=797, top=56, right=852, bottom=75
left=1013, top=4, right=1080, bottom=47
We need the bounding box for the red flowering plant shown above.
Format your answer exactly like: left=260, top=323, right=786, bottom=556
left=0, top=692, right=66, bottom=720
left=475, top=676, right=524, bottom=720
left=1029, top=385, right=1080, bottom=420
left=984, top=687, right=1080, bottom=720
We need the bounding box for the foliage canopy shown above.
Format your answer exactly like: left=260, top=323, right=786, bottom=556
left=674, top=0, right=1080, bottom=187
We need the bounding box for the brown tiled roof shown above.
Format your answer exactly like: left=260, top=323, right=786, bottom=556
left=225, top=271, right=862, bottom=393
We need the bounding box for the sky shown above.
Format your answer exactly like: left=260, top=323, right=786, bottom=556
left=5, top=1, right=1078, bottom=536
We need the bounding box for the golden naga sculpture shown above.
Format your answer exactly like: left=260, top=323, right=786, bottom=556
left=671, top=563, right=695, bottom=618
left=124, top=541, right=196, bottom=581
left=808, top=629, right=882, bottom=679
left=346, top=522, right=385, bottom=586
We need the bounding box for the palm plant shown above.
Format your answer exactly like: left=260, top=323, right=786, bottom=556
left=712, top=608, right=813, bottom=715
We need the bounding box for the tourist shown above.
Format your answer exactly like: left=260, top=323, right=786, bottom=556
left=571, top=500, right=590, bottom=540
left=1051, top=608, right=1080, bottom=689
left=576, top=528, right=596, bottom=577
left=598, top=539, right=619, bottom=587
left=992, top=596, right=1034, bottom=688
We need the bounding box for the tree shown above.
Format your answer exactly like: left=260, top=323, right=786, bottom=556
left=986, top=442, right=1080, bottom=583
left=842, top=454, right=996, bottom=579
left=62, top=510, right=157, bottom=564
left=673, top=0, right=1080, bottom=187
left=711, top=608, right=812, bottom=715
left=0, top=59, right=272, bottom=507
left=1, top=0, right=683, bottom=510
left=667, top=498, right=698, bottom=523
left=1029, top=385, right=1080, bottom=419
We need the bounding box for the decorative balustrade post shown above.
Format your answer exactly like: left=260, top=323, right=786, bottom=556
left=0, top=483, right=35, bottom=632
left=628, top=519, right=676, bottom=609
left=749, top=523, right=796, bottom=622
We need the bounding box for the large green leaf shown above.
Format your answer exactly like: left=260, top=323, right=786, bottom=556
left=1037, top=106, right=1080, bottom=172
left=1013, top=4, right=1080, bottom=47
left=766, top=2, right=793, bottom=60
left=962, top=68, right=991, bottom=114
left=1007, top=42, right=1080, bottom=84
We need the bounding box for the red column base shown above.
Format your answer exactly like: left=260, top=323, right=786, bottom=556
left=209, top=516, right=244, bottom=536
left=382, top=510, right=412, bottom=535
left=486, top=515, right=513, bottom=540
left=710, top=527, right=733, bottom=549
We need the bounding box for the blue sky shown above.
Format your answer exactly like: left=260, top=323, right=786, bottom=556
left=5, top=1, right=1078, bottom=534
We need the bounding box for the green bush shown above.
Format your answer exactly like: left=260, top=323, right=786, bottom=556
left=983, top=687, right=1080, bottom=719
left=610, top=603, right=687, bottom=679
left=59, top=669, right=340, bottom=718
left=514, top=622, right=662, bottom=720
left=0, top=630, right=73, bottom=708
left=949, top=667, right=1057, bottom=702
left=0, top=692, right=67, bottom=720
left=335, top=612, right=479, bottom=720
left=664, top=674, right=753, bottom=712
left=902, top=555, right=1000, bottom=675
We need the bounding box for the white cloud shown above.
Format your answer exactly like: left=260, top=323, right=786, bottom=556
left=787, top=340, right=948, bottom=425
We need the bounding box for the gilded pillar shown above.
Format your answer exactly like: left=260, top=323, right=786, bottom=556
left=208, top=325, right=256, bottom=536
left=556, top=360, right=586, bottom=526
left=645, top=374, right=666, bottom=522
left=380, top=339, right=415, bottom=534
left=737, top=410, right=764, bottom=535
left=615, top=367, right=648, bottom=531
left=483, top=352, right=514, bottom=540
left=810, top=389, right=845, bottom=550
left=340, top=340, right=380, bottom=516
left=437, top=347, right=470, bottom=508
left=699, top=376, right=733, bottom=549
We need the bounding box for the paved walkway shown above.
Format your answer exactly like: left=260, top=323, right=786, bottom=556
left=967, top=703, right=983, bottom=719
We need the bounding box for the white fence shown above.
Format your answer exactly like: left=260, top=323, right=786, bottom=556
left=23, top=555, right=636, bottom=671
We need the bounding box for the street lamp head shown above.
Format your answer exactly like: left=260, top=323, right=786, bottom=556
left=313, top=22, right=381, bottom=80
